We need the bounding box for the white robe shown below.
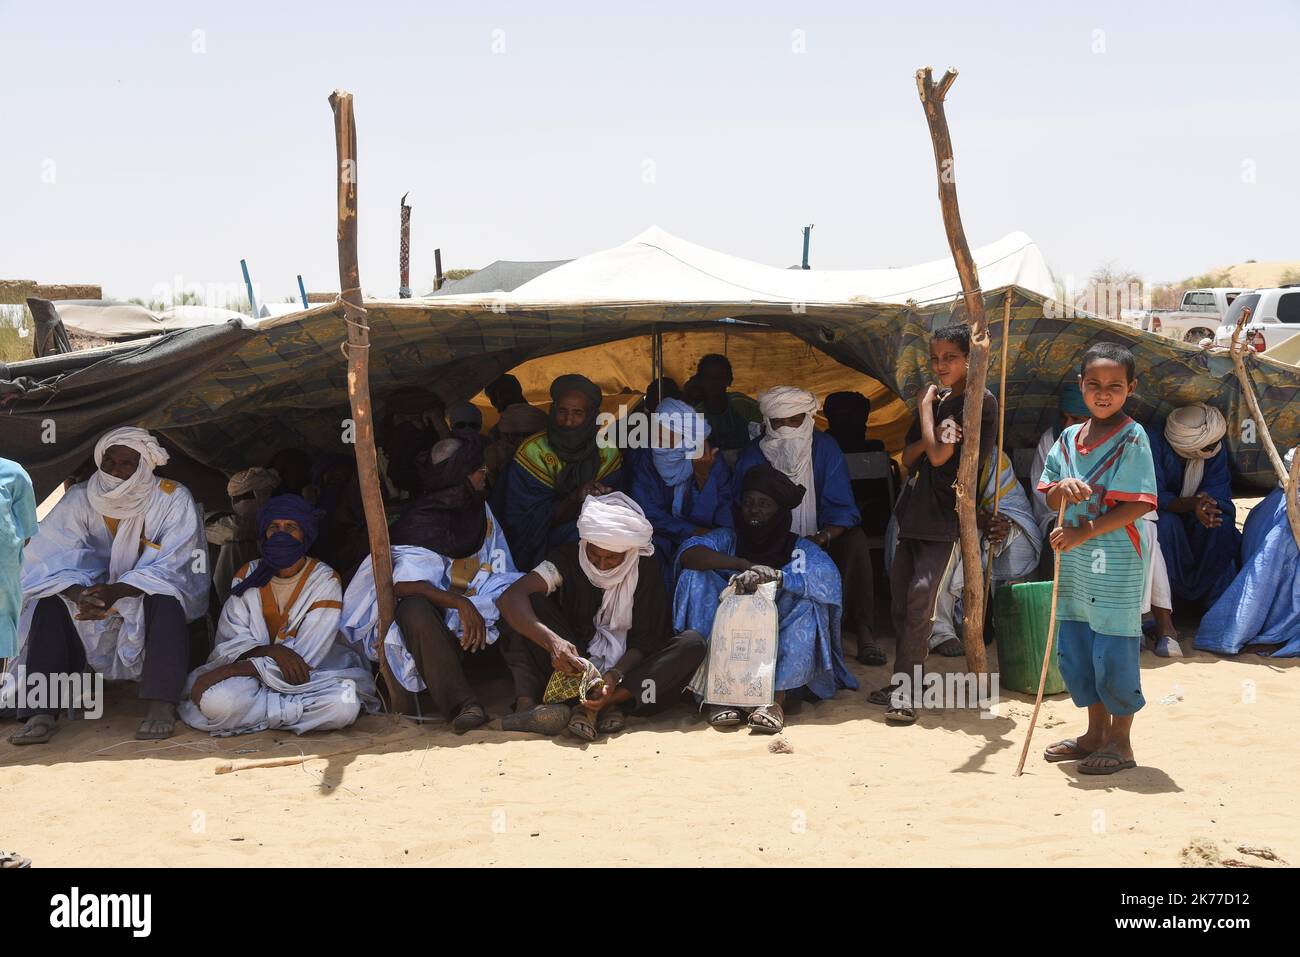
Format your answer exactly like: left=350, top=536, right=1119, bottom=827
left=340, top=505, right=522, bottom=692
left=178, top=558, right=378, bottom=736
left=14, top=479, right=208, bottom=680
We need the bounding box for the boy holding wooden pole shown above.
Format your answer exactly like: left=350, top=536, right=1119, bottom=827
left=1037, top=343, right=1157, bottom=775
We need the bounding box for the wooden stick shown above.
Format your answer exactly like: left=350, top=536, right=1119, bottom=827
left=1015, top=499, right=1067, bottom=776
left=329, top=90, right=400, bottom=704
left=916, top=65, right=989, bottom=674
left=982, top=291, right=1014, bottom=593
left=1229, top=306, right=1289, bottom=482
left=1289, top=450, right=1300, bottom=555
left=1228, top=306, right=1300, bottom=551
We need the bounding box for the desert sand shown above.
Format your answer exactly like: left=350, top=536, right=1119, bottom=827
left=2, top=641, right=1296, bottom=869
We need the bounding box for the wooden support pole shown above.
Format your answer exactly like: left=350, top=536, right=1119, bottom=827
left=329, top=89, right=399, bottom=705
left=1229, top=305, right=1300, bottom=550
left=915, top=65, right=989, bottom=674
left=982, top=291, right=1014, bottom=596
left=399, top=192, right=412, bottom=298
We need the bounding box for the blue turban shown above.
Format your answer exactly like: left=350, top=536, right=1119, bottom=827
left=230, top=494, right=324, bottom=597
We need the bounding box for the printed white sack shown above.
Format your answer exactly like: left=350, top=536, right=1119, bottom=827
left=688, top=580, right=779, bottom=708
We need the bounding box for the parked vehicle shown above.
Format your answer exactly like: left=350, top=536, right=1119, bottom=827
left=1149, top=287, right=1249, bottom=343
left=1212, top=286, right=1300, bottom=351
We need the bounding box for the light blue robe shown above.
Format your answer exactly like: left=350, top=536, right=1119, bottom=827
left=1196, top=487, right=1300, bottom=657
left=672, top=528, right=858, bottom=699
left=1, top=458, right=39, bottom=659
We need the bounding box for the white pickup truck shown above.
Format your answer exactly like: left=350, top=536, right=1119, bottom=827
left=1211, top=286, right=1300, bottom=352
left=1146, top=287, right=1249, bottom=343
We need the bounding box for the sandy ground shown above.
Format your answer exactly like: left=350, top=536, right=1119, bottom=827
left=5, top=496, right=1291, bottom=868
left=2, top=640, right=1296, bottom=869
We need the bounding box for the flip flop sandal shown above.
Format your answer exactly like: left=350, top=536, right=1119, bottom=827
left=884, top=705, right=918, bottom=725
left=451, top=704, right=489, bottom=734
left=501, top=704, right=571, bottom=736
left=936, top=639, right=966, bottom=658
left=867, top=685, right=900, bottom=707
left=707, top=706, right=745, bottom=727
left=596, top=709, right=626, bottom=735
left=566, top=708, right=598, bottom=742
left=1043, top=737, right=1095, bottom=763
left=747, top=704, right=784, bottom=735
left=10, top=714, right=59, bottom=746
left=1077, top=750, right=1137, bottom=775
left=135, top=717, right=176, bottom=741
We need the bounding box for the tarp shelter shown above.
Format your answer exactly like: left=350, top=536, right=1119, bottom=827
left=46, top=300, right=256, bottom=340
left=2, top=226, right=1297, bottom=501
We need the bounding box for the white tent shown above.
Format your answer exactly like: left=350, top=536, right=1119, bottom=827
left=437, top=225, right=1057, bottom=308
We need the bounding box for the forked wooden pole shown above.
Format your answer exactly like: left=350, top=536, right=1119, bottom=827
left=1015, top=499, right=1068, bottom=776
left=916, top=65, right=990, bottom=674
left=1229, top=306, right=1300, bottom=551
left=329, top=89, right=400, bottom=705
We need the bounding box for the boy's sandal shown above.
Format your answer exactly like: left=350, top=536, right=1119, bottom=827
left=1043, top=737, right=1095, bottom=763
left=747, top=703, right=784, bottom=734
left=10, top=714, right=59, bottom=746
left=596, top=709, right=626, bottom=735
left=707, top=705, right=745, bottom=727
left=884, top=705, right=918, bottom=725
left=1077, top=750, right=1137, bottom=775
left=566, top=707, right=598, bottom=742
left=935, top=638, right=966, bottom=658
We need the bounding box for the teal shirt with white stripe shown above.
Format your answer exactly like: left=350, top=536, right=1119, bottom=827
left=1037, top=417, right=1158, bottom=638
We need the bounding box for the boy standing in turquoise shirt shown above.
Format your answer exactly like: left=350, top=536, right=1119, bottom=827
left=1036, top=343, right=1157, bottom=775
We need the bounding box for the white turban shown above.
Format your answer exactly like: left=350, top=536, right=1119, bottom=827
left=576, top=492, right=654, bottom=672
left=227, top=467, right=280, bottom=499
left=85, top=427, right=170, bottom=581
left=1164, top=403, right=1227, bottom=498
left=758, top=386, right=820, bottom=536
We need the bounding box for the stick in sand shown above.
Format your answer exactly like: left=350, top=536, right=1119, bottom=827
left=1014, top=498, right=1067, bottom=776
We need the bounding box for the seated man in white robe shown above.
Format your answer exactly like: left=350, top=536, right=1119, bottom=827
left=180, top=494, right=377, bottom=736
left=341, top=432, right=521, bottom=733
left=10, top=427, right=208, bottom=744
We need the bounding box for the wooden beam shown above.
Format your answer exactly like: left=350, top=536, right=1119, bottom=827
left=328, top=89, right=400, bottom=706
left=1229, top=305, right=1300, bottom=550
left=915, top=65, right=989, bottom=675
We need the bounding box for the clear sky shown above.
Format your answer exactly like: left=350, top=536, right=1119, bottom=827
left=2, top=0, right=1296, bottom=305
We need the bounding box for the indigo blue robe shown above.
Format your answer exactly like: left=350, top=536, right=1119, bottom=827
left=493, top=437, right=624, bottom=570
left=672, top=528, right=858, bottom=699
left=731, top=430, right=860, bottom=529
left=1196, top=487, right=1300, bottom=657
left=1147, top=428, right=1241, bottom=604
